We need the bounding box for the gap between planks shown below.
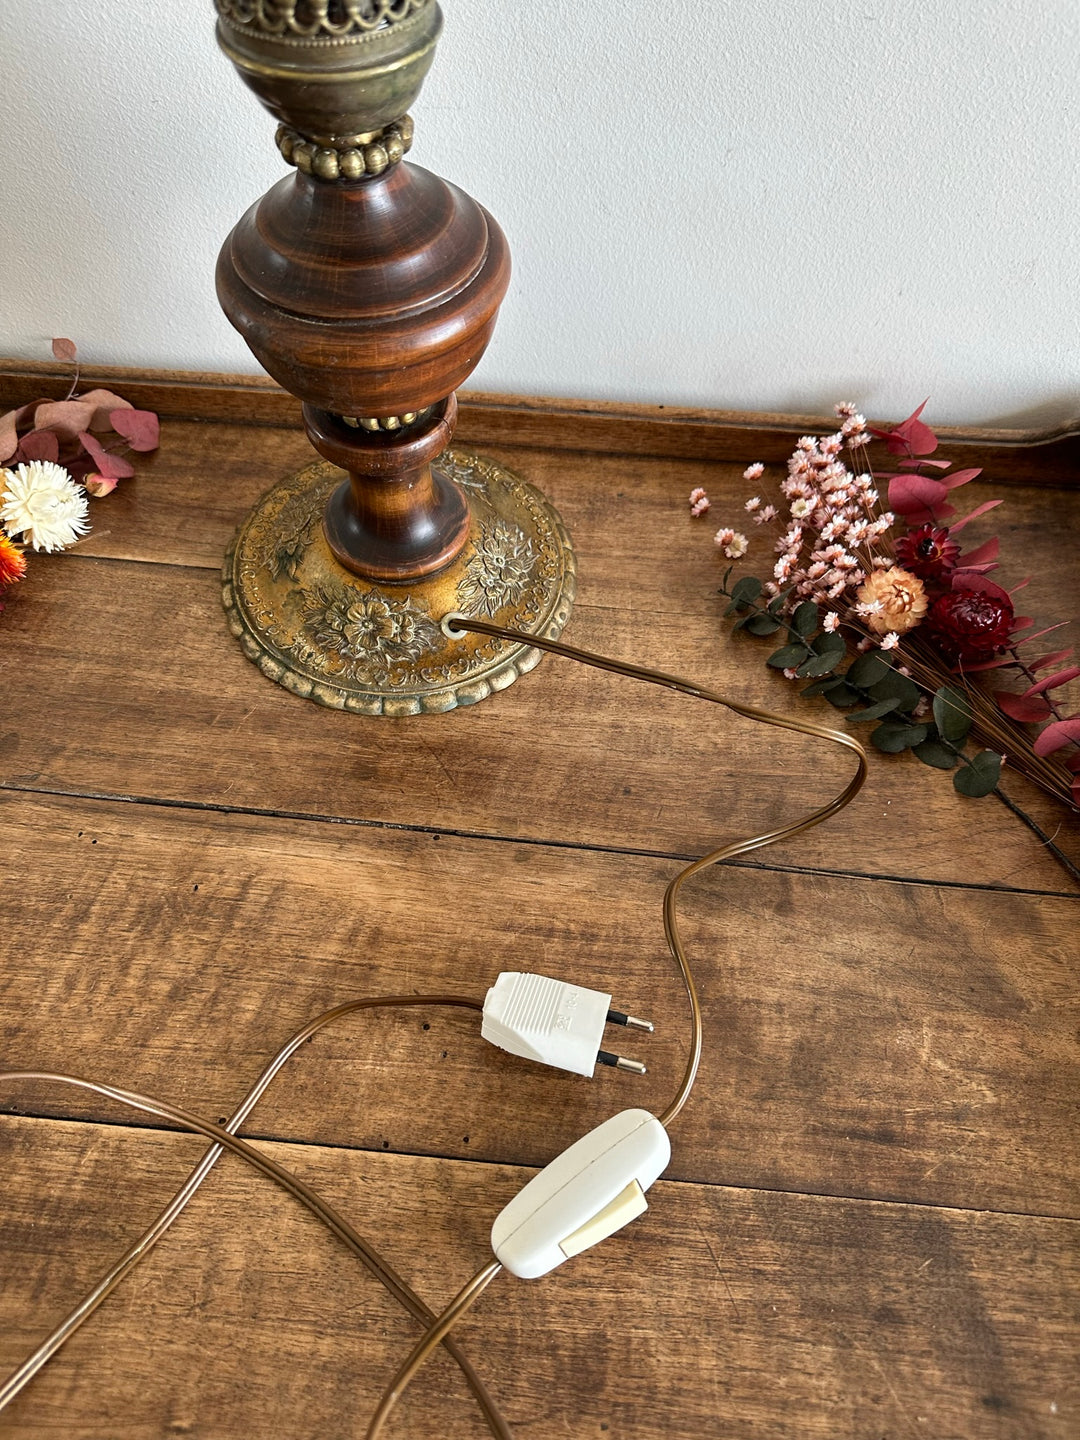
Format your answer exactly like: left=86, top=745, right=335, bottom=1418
left=4, top=779, right=1077, bottom=903
left=5, top=1110, right=1078, bottom=1228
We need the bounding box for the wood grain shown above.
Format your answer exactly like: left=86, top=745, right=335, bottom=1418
left=1, top=551, right=1077, bottom=891
left=1, top=372, right=1077, bottom=1438
left=3, top=360, right=1079, bottom=477
left=1, top=1116, right=1076, bottom=1439
left=2, top=791, right=1076, bottom=1217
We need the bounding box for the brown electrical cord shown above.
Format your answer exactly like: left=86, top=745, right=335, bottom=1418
left=0, top=997, right=512, bottom=1440
left=445, top=617, right=869, bottom=1129
left=1, top=620, right=868, bottom=1438
left=358, top=614, right=870, bottom=1435
left=364, top=1261, right=505, bottom=1440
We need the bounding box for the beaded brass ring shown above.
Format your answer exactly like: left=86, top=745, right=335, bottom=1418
left=276, top=114, right=414, bottom=179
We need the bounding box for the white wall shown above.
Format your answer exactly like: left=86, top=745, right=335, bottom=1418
left=2, top=0, right=1077, bottom=425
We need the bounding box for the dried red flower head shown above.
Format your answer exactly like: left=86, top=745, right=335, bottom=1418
left=0, top=531, right=27, bottom=587
left=894, top=523, right=960, bottom=583
left=924, top=586, right=1015, bottom=665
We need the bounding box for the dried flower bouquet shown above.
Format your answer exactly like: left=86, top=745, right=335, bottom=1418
left=690, top=403, right=1079, bottom=815
left=0, top=339, right=159, bottom=609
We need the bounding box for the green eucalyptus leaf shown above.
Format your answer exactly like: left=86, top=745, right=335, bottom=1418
left=871, top=721, right=929, bottom=753
left=812, top=631, right=847, bottom=660
left=798, top=657, right=839, bottom=678
left=730, top=576, right=763, bottom=606
left=767, top=643, right=811, bottom=669
left=767, top=588, right=793, bottom=617
left=913, top=739, right=958, bottom=770
left=796, top=630, right=846, bottom=676
left=847, top=651, right=892, bottom=689
left=732, top=614, right=751, bottom=630
left=745, top=612, right=783, bottom=636
left=845, top=697, right=905, bottom=723
left=824, top=684, right=861, bottom=708
left=953, top=750, right=1002, bottom=797
left=793, top=601, right=819, bottom=637
left=801, top=675, right=848, bottom=697
left=868, top=674, right=922, bottom=712
left=934, top=685, right=972, bottom=742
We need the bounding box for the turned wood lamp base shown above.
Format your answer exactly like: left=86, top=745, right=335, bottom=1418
left=212, top=0, right=575, bottom=714
left=223, top=448, right=575, bottom=715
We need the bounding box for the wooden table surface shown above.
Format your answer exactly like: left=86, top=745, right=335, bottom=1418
left=1, top=369, right=1078, bottom=1439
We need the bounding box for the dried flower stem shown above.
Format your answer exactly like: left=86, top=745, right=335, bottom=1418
left=900, top=633, right=1076, bottom=807
left=991, top=786, right=1080, bottom=890
left=1008, top=646, right=1069, bottom=725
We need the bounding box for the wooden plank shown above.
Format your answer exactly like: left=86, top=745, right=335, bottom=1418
left=2, top=359, right=1079, bottom=477
left=2, top=553, right=1077, bottom=891
left=53, top=418, right=1080, bottom=592
left=2, top=792, right=1077, bottom=1217
left=1, top=1116, right=1076, bottom=1439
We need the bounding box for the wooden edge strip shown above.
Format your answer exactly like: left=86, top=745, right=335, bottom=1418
left=2, top=359, right=1078, bottom=482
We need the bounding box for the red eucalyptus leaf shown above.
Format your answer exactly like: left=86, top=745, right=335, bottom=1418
left=997, top=691, right=1053, bottom=723
left=0, top=409, right=19, bottom=463
left=897, top=457, right=952, bottom=470
left=1011, top=622, right=1069, bottom=647
left=1033, top=716, right=1080, bottom=756
left=871, top=399, right=938, bottom=457
left=1024, top=666, right=1080, bottom=697
left=949, top=499, right=1003, bottom=534
left=1066, top=752, right=1080, bottom=773
left=960, top=537, right=1000, bottom=567
left=941, top=467, right=982, bottom=490
left=18, top=429, right=60, bottom=463
left=950, top=570, right=1012, bottom=604
left=896, top=421, right=938, bottom=457
left=78, top=389, right=133, bottom=430
left=32, top=399, right=98, bottom=438
left=888, top=473, right=949, bottom=515
left=84, top=473, right=119, bottom=497
left=1028, top=648, right=1074, bottom=672
left=51, top=337, right=78, bottom=363
left=0, top=401, right=42, bottom=463
left=109, top=407, right=159, bottom=451
left=78, top=431, right=135, bottom=480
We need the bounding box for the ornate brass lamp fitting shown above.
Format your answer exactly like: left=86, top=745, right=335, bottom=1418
left=213, top=0, right=575, bottom=714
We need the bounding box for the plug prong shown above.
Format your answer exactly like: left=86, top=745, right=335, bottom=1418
left=597, top=1050, right=647, bottom=1075
left=606, top=1008, right=655, bottom=1033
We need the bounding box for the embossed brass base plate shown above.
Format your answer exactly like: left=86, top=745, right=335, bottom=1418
left=222, top=449, right=576, bottom=715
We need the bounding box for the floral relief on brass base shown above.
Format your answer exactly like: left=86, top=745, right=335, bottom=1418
left=222, top=449, right=576, bottom=715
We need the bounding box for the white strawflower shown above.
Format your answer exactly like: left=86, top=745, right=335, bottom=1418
left=0, top=461, right=90, bottom=552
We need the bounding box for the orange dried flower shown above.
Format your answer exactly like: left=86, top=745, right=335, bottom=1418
left=856, top=566, right=928, bottom=635
left=0, top=531, right=27, bottom=587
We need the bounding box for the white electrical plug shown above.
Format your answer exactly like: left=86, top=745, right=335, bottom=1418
left=482, top=972, right=653, bottom=1077
left=491, top=1108, right=671, bottom=1278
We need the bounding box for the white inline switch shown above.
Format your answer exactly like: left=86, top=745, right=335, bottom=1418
left=491, top=1109, right=670, bottom=1279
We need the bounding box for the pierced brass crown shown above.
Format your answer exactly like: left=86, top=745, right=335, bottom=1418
left=215, top=0, right=430, bottom=40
